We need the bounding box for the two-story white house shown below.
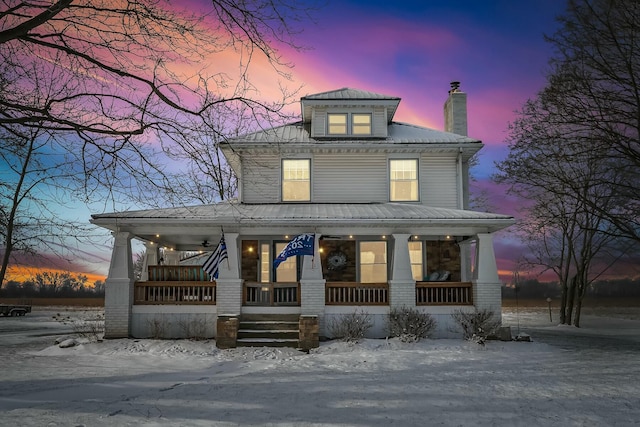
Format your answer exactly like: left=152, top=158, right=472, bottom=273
left=91, top=84, right=514, bottom=349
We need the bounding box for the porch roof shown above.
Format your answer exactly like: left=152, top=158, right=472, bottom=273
left=91, top=202, right=514, bottom=249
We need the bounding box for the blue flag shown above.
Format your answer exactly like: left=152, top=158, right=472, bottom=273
left=273, top=234, right=315, bottom=269
left=202, top=234, right=228, bottom=280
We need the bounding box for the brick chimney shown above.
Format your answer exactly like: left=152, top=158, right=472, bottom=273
left=444, top=81, right=467, bottom=136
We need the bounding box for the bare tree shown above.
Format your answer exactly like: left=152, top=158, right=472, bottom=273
left=0, top=124, right=102, bottom=285
left=495, top=0, right=640, bottom=325
left=0, top=0, right=312, bottom=286
left=496, top=96, right=632, bottom=326
left=541, top=0, right=640, bottom=242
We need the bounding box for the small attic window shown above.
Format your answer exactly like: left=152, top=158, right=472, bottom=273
left=328, top=114, right=347, bottom=134
left=352, top=114, right=371, bottom=135
left=327, top=113, right=372, bottom=136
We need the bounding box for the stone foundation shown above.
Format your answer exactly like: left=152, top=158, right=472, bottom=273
left=299, top=315, right=319, bottom=350
left=216, top=316, right=238, bottom=349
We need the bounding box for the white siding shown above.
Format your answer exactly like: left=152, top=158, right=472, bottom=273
left=313, top=153, right=387, bottom=202
left=420, top=154, right=458, bottom=209
left=311, top=108, right=326, bottom=137
left=372, top=107, right=387, bottom=137
left=241, top=154, right=280, bottom=203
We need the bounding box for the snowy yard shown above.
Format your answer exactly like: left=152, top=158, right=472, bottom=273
left=1, top=306, right=639, bottom=426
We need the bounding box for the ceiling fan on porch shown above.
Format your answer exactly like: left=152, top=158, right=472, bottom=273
left=201, top=239, right=212, bottom=248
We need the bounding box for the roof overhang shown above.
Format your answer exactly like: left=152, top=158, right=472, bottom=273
left=91, top=203, right=514, bottom=251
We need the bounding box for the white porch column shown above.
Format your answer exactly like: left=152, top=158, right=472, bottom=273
left=458, top=240, right=472, bottom=282
left=472, top=233, right=502, bottom=314
left=216, top=233, right=243, bottom=316
left=104, top=231, right=135, bottom=338
left=389, top=234, right=416, bottom=308
left=300, top=234, right=326, bottom=326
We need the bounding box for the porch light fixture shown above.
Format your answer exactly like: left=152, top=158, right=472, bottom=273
left=248, top=246, right=254, bottom=252
left=319, top=247, right=324, bottom=253
left=285, top=235, right=289, bottom=239
left=349, top=235, right=353, bottom=239
left=261, top=286, right=270, bottom=292
left=156, top=234, right=160, bottom=238
left=382, top=235, right=386, bottom=239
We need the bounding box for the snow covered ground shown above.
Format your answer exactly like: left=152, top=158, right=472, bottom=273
left=1, top=306, right=639, bottom=426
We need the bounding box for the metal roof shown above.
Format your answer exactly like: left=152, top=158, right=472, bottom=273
left=91, top=202, right=514, bottom=249
left=92, top=202, right=512, bottom=228
left=301, top=88, right=400, bottom=101
left=225, top=122, right=480, bottom=145
left=300, top=88, right=402, bottom=123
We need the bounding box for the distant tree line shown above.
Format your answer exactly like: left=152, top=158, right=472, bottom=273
left=0, top=271, right=104, bottom=298
left=502, top=278, right=640, bottom=300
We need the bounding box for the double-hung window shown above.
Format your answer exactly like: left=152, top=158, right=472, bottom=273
left=327, top=113, right=372, bottom=136
left=282, top=159, right=310, bottom=201
left=359, top=241, right=387, bottom=283
left=390, top=159, right=419, bottom=201
left=328, top=114, right=348, bottom=135
left=352, top=114, right=371, bottom=135
left=274, top=242, right=297, bottom=282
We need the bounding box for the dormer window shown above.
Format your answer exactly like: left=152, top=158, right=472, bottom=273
left=327, top=113, right=372, bottom=136
left=352, top=114, right=372, bottom=135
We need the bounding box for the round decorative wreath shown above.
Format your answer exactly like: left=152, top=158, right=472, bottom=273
left=327, top=250, right=347, bottom=270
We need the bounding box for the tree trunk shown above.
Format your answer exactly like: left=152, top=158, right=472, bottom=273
left=574, top=276, right=589, bottom=328
left=566, top=275, right=577, bottom=325
left=559, top=279, right=568, bottom=324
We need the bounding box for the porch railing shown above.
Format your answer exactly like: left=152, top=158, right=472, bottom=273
left=415, top=282, right=473, bottom=305
left=244, top=282, right=300, bottom=306
left=134, top=281, right=216, bottom=304
left=325, top=282, right=389, bottom=305
left=147, top=265, right=208, bottom=282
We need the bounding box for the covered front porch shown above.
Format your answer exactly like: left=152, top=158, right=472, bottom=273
left=91, top=202, right=513, bottom=345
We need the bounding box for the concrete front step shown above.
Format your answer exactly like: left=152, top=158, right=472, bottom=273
left=239, top=321, right=299, bottom=331
left=236, top=313, right=301, bottom=348
left=238, top=329, right=298, bottom=340
left=236, top=338, right=299, bottom=348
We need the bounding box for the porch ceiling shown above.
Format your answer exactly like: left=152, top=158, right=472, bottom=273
left=91, top=202, right=514, bottom=250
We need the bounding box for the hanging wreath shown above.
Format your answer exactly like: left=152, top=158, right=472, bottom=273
left=327, top=250, right=348, bottom=270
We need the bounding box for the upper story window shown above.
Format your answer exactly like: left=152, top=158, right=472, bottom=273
left=327, top=113, right=372, bottom=136
left=390, top=159, right=419, bottom=201
left=282, top=159, right=310, bottom=201
left=352, top=114, right=372, bottom=135
left=328, top=114, right=347, bottom=134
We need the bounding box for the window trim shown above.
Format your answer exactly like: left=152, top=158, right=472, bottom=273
left=408, top=240, right=424, bottom=281
left=327, top=113, right=348, bottom=135
left=358, top=240, right=388, bottom=283
left=351, top=113, right=372, bottom=136
left=389, top=158, right=420, bottom=202
left=281, top=158, right=311, bottom=202
left=326, top=112, right=373, bottom=136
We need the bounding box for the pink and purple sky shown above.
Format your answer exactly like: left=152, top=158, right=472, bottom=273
left=17, top=0, right=634, bottom=284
